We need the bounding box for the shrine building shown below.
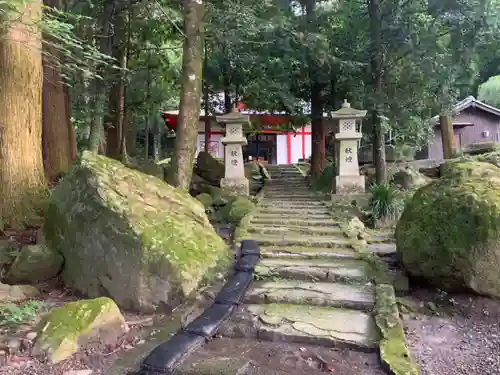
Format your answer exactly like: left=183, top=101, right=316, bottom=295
left=162, top=108, right=333, bottom=165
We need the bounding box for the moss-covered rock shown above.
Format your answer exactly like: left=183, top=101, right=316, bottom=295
left=33, top=297, right=129, bottom=364
left=391, top=167, right=430, bottom=190
left=396, top=161, right=500, bottom=296
left=439, top=159, right=500, bottom=179
left=195, top=151, right=224, bottom=186
left=2, top=244, right=63, bottom=285
left=219, top=196, right=255, bottom=224
left=44, top=152, right=230, bottom=312
left=195, top=193, right=213, bottom=208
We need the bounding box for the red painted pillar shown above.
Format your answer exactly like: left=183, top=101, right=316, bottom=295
left=287, top=133, right=292, bottom=164
left=301, top=127, right=306, bottom=160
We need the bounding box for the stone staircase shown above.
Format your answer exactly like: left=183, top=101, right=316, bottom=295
left=224, top=164, right=382, bottom=352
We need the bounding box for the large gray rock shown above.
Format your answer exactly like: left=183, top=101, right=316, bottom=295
left=44, top=152, right=230, bottom=312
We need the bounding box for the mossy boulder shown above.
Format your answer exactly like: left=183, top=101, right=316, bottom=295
left=396, top=161, right=500, bottom=296
left=439, top=159, right=500, bottom=179
left=195, top=193, right=213, bottom=208
left=44, top=152, right=230, bottom=312
left=2, top=244, right=63, bottom=285
left=219, top=196, right=255, bottom=223
left=33, top=297, right=129, bottom=364
left=391, top=167, right=430, bottom=190
left=195, top=151, right=224, bottom=186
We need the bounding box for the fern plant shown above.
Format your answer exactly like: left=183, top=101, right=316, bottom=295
left=368, top=183, right=405, bottom=220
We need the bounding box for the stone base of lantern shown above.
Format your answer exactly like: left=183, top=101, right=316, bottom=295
left=334, top=175, right=365, bottom=195
left=220, top=177, right=250, bottom=196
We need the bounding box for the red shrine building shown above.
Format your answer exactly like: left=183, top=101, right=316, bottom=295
left=162, top=106, right=329, bottom=165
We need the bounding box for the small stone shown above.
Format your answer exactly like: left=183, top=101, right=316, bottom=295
left=25, top=331, right=37, bottom=341
left=63, top=370, right=93, bottom=375
left=0, top=349, right=7, bottom=366
left=0, top=283, right=40, bottom=302
left=6, top=337, right=22, bottom=353
left=21, top=338, right=32, bottom=352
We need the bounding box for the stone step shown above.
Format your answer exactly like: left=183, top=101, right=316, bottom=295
left=249, top=234, right=360, bottom=248
left=250, top=217, right=336, bottom=226
left=247, top=225, right=343, bottom=236
left=254, top=257, right=371, bottom=283
left=240, top=304, right=379, bottom=351
left=367, top=242, right=397, bottom=255
left=262, top=197, right=322, bottom=202
left=263, top=194, right=317, bottom=199
left=245, top=280, right=375, bottom=311
left=262, top=191, right=317, bottom=196
left=260, top=200, right=326, bottom=207
left=260, top=246, right=361, bottom=260
left=257, top=207, right=331, bottom=215
left=264, top=187, right=311, bottom=191
left=251, top=213, right=334, bottom=221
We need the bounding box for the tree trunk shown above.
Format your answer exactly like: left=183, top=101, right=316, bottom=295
left=106, top=10, right=127, bottom=160
left=368, top=0, right=387, bottom=184
left=63, top=84, right=77, bottom=160
left=203, top=43, right=210, bottom=153
left=439, top=115, right=454, bottom=159
left=0, top=0, right=48, bottom=229
left=42, top=0, right=76, bottom=180
left=88, top=0, right=116, bottom=154
left=310, top=81, right=324, bottom=177
left=305, top=0, right=325, bottom=178
left=170, top=0, right=205, bottom=190
left=124, top=109, right=136, bottom=156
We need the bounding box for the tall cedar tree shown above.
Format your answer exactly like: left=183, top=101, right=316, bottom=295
left=0, top=0, right=48, bottom=229
left=170, top=0, right=205, bottom=190
left=42, top=0, right=77, bottom=180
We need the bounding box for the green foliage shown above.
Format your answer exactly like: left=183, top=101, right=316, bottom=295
left=196, top=193, right=213, bottom=208
left=368, top=183, right=405, bottom=220
left=219, top=196, right=254, bottom=224
left=478, top=75, right=500, bottom=108
left=0, top=300, right=45, bottom=327
left=312, top=164, right=335, bottom=192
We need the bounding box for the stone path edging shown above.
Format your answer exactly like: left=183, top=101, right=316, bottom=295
left=137, top=240, right=261, bottom=375
left=374, top=284, right=420, bottom=375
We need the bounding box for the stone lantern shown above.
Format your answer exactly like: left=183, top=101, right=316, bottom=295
left=217, top=107, right=250, bottom=196
left=331, top=100, right=367, bottom=195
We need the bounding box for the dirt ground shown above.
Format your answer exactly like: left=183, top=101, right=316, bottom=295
left=182, top=337, right=385, bottom=375
left=402, top=288, right=500, bottom=375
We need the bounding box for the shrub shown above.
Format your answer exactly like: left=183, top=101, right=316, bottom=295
left=219, top=196, right=255, bottom=223
left=312, top=164, right=335, bottom=192
left=195, top=193, right=213, bottom=208
left=368, top=183, right=405, bottom=220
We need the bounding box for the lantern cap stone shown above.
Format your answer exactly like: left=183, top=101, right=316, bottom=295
left=331, top=100, right=367, bottom=119
left=216, top=105, right=250, bottom=124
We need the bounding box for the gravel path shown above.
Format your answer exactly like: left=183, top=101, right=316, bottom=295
left=403, top=289, right=500, bottom=375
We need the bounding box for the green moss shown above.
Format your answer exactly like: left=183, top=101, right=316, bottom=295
left=44, top=152, right=231, bottom=311
left=196, top=193, right=213, bottom=208
left=374, top=285, right=420, bottom=375
left=396, top=161, right=500, bottom=292
left=220, top=196, right=255, bottom=224
left=35, top=297, right=127, bottom=363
